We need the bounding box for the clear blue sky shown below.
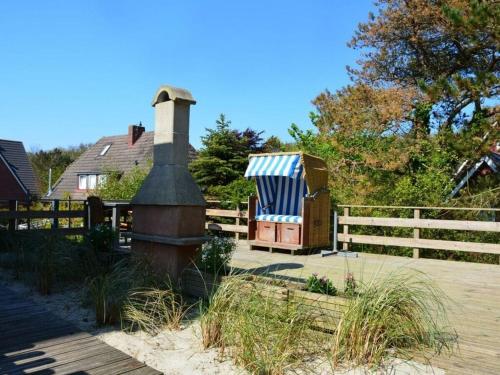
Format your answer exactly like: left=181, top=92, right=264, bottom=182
left=0, top=0, right=374, bottom=151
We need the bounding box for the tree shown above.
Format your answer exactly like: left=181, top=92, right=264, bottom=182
left=190, top=114, right=264, bottom=192
left=94, top=166, right=150, bottom=200
left=28, top=144, right=90, bottom=196
left=262, top=136, right=286, bottom=153
left=290, top=0, right=499, bottom=206
left=349, top=0, right=499, bottom=135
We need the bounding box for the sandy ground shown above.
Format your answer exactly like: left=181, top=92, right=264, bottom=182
left=0, top=270, right=443, bottom=375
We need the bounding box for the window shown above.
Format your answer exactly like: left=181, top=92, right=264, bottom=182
left=78, top=175, right=87, bottom=189
left=78, top=174, right=105, bottom=190
left=88, top=174, right=97, bottom=189
left=100, top=144, right=111, bottom=156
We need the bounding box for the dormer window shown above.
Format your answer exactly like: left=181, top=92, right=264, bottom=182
left=100, top=144, right=111, bottom=156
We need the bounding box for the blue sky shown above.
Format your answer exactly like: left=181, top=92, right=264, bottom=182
left=0, top=0, right=374, bottom=150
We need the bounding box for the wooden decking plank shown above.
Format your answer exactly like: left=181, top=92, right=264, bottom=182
left=0, top=286, right=159, bottom=374
left=0, top=321, right=76, bottom=344
left=59, top=357, right=147, bottom=375
left=0, top=325, right=80, bottom=352
left=1, top=337, right=107, bottom=369
left=2, top=331, right=91, bottom=357
left=0, top=336, right=97, bottom=365
left=31, top=348, right=131, bottom=374
left=9, top=344, right=119, bottom=373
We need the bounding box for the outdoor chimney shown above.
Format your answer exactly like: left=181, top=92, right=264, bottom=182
left=128, top=124, right=145, bottom=146
left=131, top=85, right=206, bottom=282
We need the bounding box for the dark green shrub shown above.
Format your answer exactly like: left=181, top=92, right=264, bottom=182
left=88, top=224, right=116, bottom=253
left=196, top=236, right=235, bottom=275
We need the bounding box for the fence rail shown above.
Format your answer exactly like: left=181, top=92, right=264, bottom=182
left=0, top=199, right=88, bottom=235
left=339, top=205, right=500, bottom=261
left=2, top=198, right=498, bottom=263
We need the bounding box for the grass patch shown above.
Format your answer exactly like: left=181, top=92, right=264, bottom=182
left=122, top=287, right=188, bottom=334
left=201, top=275, right=329, bottom=374
left=331, top=270, right=456, bottom=367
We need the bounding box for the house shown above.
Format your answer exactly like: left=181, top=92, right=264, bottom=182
left=450, top=140, right=500, bottom=198
left=0, top=139, right=40, bottom=201
left=47, top=124, right=197, bottom=200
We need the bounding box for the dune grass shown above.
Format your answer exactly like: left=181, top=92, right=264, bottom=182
left=86, top=259, right=132, bottom=325
left=331, top=270, right=456, bottom=367
left=199, top=268, right=456, bottom=373
left=122, top=286, right=187, bottom=333
left=201, top=275, right=329, bottom=375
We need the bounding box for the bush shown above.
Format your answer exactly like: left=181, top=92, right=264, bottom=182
left=87, top=224, right=116, bottom=253
left=196, top=236, right=235, bottom=275
left=331, top=270, right=456, bottom=367
left=305, top=273, right=337, bottom=296
left=201, top=276, right=327, bottom=374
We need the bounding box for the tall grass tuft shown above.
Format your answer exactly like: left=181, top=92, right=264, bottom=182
left=122, top=287, right=187, bottom=334
left=331, top=270, right=456, bottom=367
left=86, top=259, right=131, bottom=325
left=201, top=275, right=328, bottom=375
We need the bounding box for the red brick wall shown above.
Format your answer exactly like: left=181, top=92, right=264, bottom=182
left=0, top=159, right=27, bottom=200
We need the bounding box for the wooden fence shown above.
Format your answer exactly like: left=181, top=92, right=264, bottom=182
left=205, top=201, right=500, bottom=262
left=338, top=205, right=500, bottom=260
left=205, top=200, right=249, bottom=240
left=3, top=198, right=498, bottom=262
left=0, top=199, right=88, bottom=235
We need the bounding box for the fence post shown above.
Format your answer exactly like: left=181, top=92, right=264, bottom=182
left=413, top=208, right=420, bottom=259
left=84, top=200, right=89, bottom=230
left=52, top=200, right=59, bottom=229
left=235, top=205, right=240, bottom=242
left=27, top=200, right=31, bottom=230
left=111, top=206, right=119, bottom=249
left=68, top=198, right=72, bottom=229
left=342, top=207, right=350, bottom=251
left=333, top=211, right=338, bottom=251
left=8, top=200, right=17, bottom=231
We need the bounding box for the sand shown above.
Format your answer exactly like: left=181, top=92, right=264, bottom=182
left=0, top=271, right=443, bottom=375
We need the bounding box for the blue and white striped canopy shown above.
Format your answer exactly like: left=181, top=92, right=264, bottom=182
left=244, top=154, right=302, bottom=178
left=245, top=153, right=308, bottom=220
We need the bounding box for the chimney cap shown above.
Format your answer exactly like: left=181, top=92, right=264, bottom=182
left=151, top=85, right=196, bottom=107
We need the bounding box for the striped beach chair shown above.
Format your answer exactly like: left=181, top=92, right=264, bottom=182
left=244, top=152, right=331, bottom=253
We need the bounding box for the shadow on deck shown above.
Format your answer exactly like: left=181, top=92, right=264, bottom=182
left=0, top=287, right=160, bottom=374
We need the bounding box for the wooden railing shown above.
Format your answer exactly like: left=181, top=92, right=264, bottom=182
left=338, top=205, right=500, bottom=261
left=205, top=200, right=249, bottom=240
left=4, top=198, right=497, bottom=262
left=0, top=199, right=88, bottom=235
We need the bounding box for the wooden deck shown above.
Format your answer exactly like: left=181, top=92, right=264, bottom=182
left=0, top=287, right=161, bottom=375
left=232, top=243, right=500, bottom=375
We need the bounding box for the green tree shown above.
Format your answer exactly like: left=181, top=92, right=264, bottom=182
left=290, top=0, right=499, bottom=207
left=28, top=144, right=90, bottom=196
left=190, top=114, right=264, bottom=192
